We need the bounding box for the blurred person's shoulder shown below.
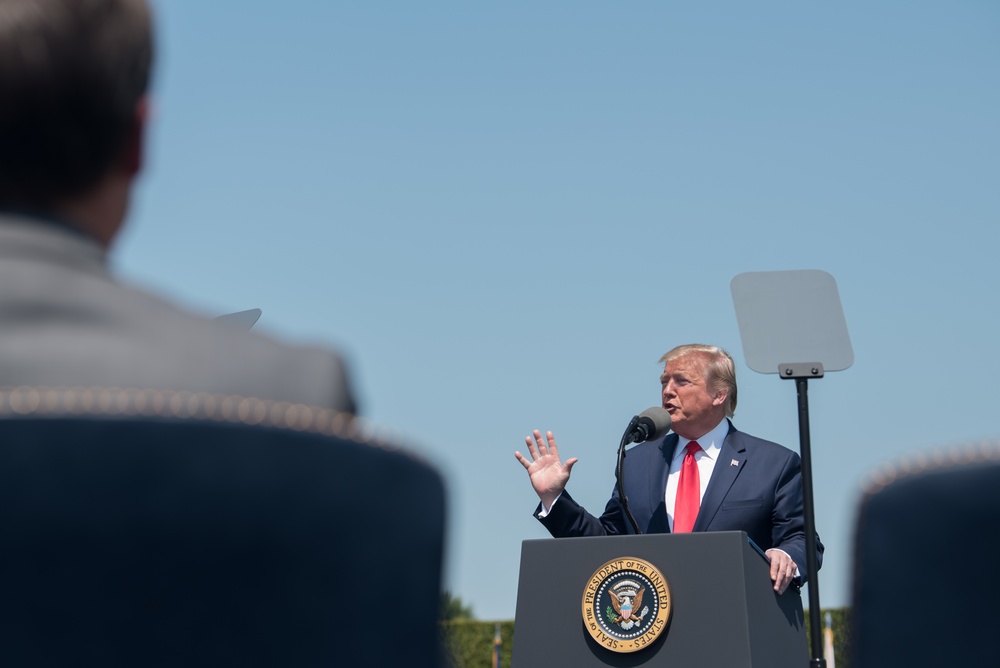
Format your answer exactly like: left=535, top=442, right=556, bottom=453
left=0, top=212, right=357, bottom=414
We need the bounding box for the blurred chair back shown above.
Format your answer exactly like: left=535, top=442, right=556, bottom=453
left=0, top=388, right=446, bottom=668
left=851, top=442, right=1000, bottom=668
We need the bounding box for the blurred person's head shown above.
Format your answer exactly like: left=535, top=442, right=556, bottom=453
left=0, top=0, right=153, bottom=246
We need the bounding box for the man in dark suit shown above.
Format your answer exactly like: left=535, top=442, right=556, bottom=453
left=515, top=344, right=822, bottom=594
left=0, top=0, right=356, bottom=413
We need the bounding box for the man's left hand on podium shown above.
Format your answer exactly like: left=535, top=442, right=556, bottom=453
left=765, top=549, right=798, bottom=595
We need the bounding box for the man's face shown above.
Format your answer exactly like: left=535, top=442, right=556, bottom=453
left=660, top=353, right=727, bottom=440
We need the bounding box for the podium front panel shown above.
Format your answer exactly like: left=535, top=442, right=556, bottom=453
left=512, top=532, right=805, bottom=667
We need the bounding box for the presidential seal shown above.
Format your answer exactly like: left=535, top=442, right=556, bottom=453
left=581, top=556, right=671, bottom=653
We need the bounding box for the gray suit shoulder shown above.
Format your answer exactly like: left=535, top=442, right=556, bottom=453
left=94, top=284, right=359, bottom=412
left=0, top=217, right=358, bottom=413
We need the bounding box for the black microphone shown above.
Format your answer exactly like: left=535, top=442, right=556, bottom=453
left=625, top=406, right=672, bottom=444
left=617, top=406, right=673, bottom=534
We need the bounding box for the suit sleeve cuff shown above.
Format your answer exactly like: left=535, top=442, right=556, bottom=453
left=535, top=492, right=563, bottom=518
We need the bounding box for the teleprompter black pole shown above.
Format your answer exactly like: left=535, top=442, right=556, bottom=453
left=732, top=270, right=851, bottom=667
left=793, top=376, right=825, bottom=668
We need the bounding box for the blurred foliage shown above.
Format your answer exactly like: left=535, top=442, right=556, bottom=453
left=805, top=607, right=852, bottom=668
left=441, top=608, right=851, bottom=668
left=441, top=619, right=513, bottom=668
left=440, top=591, right=475, bottom=622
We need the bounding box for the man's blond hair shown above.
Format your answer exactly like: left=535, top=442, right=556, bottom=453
left=659, top=344, right=738, bottom=418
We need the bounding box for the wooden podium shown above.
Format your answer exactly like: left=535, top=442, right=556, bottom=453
left=512, top=532, right=806, bottom=667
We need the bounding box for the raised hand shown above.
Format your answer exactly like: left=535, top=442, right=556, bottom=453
left=514, top=429, right=579, bottom=510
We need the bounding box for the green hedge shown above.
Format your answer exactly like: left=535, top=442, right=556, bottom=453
left=805, top=607, right=851, bottom=668
left=441, top=620, right=514, bottom=668
left=442, top=609, right=850, bottom=668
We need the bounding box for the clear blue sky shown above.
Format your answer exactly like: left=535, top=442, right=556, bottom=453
left=117, top=1, right=999, bottom=620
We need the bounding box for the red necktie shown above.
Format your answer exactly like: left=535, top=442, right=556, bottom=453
left=673, top=441, right=701, bottom=533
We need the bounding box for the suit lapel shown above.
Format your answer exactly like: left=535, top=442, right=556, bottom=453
left=644, top=434, right=675, bottom=533
left=692, top=423, right=746, bottom=532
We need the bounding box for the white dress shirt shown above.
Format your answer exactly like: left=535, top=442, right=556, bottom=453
left=665, top=418, right=730, bottom=531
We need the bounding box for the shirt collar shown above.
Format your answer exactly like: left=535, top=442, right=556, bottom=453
left=674, top=418, right=730, bottom=462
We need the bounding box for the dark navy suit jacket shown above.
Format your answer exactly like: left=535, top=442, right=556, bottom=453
left=535, top=421, right=823, bottom=582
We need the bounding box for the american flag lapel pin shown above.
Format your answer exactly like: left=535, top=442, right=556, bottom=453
left=730, top=459, right=739, bottom=467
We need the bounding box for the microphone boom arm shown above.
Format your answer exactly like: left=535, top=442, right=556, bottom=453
left=616, top=407, right=671, bottom=535
left=616, top=418, right=643, bottom=535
